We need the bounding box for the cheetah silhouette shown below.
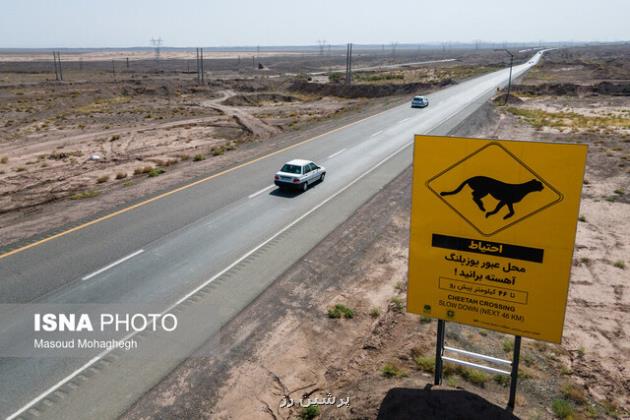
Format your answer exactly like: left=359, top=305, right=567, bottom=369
left=440, top=176, right=544, bottom=220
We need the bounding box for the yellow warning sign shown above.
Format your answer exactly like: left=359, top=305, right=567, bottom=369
left=407, top=135, right=587, bottom=343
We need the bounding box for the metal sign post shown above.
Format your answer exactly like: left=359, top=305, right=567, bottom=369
left=433, top=320, right=522, bottom=410
left=508, top=335, right=522, bottom=411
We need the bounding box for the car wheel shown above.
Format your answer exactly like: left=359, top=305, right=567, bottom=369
left=320, top=173, right=325, bottom=182
left=302, top=182, right=308, bottom=192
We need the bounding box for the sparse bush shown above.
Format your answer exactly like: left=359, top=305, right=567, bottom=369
left=561, top=383, right=587, bottom=405
left=502, top=339, right=514, bottom=353
left=133, top=167, right=144, bottom=175
left=458, top=366, right=490, bottom=386
left=413, top=356, right=435, bottom=373
left=382, top=363, right=405, bottom=378
left=613, top=189, right=624, bottom=195
left=48, top=151, right=68, bottom=160
left=115, top=172, right=127, bottom=180
left=494, top=374, right=510, bottom=387
left=0, top=156, right=8, bottom=164
left=394, top=281, right=406, bottom=292
left=211, top=146, right=225, bottom=156
left=369, top=308, right=380, bottom=318
left=613, top=260, right=625, bottom=270
left=70, top=190, right=100, bottom=200
left=142, top=166, right=153, bottom=174
left=299, top=404, right=320, bottom=420
left=446, top=376, right=458, bottom=387
left=96, top=175, right=109, bottom=183
left=420, top=316, right=432, bottom=324
left=390, top=297, right=404, bottom=312
left=327, top=304, right=354, bottom=319
left=147, top=168, right=165, bottom=177
left=193, top=154, right=205, bottom=162
left=110, top=134, right=121, bottom=142
left=122, top=180, right=133, bottom=187
left=578, top=215, right=586, bottom=222
left=552, top=398, right=574, bottom=419
left=328, top=72, right=344, bottom=83
left=576, top=346, right=585, bottom=358
left=179, top=154, right=190, bottom=161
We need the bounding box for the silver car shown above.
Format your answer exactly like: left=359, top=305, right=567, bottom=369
left=274, top=159, right=326, bottom=192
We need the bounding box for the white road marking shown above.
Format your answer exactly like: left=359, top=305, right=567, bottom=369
left=248, top=184, right=275, bottom=199
left=327, top=148, right=346, bottom=159
left=398, top=117, right=411, bottom=124
left=370, top=130, right=384, bottom=137
left=5, top=140, right=414, bottom=420
left=81, top=249, right=144, bottom=281
left=6, top=51, right=548, bottom=420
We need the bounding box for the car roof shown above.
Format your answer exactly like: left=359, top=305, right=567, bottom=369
left=413, top=95, right=426, bottom=99
left=285, top=159, right=312, bottom=166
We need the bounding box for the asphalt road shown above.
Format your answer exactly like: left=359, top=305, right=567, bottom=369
left=0, top=51, right=544, bottom=420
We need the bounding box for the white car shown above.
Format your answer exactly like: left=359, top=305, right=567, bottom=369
left=274, top=159, right=326, bottom=192
left=411, top=95, right=429, bottom=108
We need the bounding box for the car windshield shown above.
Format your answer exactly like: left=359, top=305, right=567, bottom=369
left=280, top=164, right=302, bottom=174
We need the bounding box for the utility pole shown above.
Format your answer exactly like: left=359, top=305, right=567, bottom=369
left=52, top=52, right=59, bottom=80
left=200, top=48, right=205, bottom=83
left=195, top=48, right=205, bottom=84
left=126, top=57, right=129, bottom=69
left=495, top=48, right=514, bottom=105
left=345, top=43, right=353, bottom=86
left=112, top=59, right=116, bottom=80
left=53, top=51, right=63, bottom=81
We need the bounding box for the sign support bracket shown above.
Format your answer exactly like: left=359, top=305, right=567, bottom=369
left=433, top=320, right=522, bottom=411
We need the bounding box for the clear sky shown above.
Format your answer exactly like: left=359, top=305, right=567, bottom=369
left=1, top=0, right=629, bottom=48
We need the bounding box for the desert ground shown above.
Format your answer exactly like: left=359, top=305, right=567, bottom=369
left=119, top=46, right=629, bottom=420
left=0, top=48, right=521, bottom=249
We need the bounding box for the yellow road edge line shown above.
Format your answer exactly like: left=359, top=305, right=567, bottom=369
left=0, top=108, right=390, bottom=260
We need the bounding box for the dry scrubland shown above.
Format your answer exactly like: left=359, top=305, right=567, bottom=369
left=1, top=46, right=628, bottom=419
left=120, top=46, right=629, bottom=420
left=0, top=48, right=515, bottom=248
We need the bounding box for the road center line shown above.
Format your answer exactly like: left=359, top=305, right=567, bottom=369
left=398, top=117, right=411, bottom=124
left=327, top=148, right=346, bottom=159
left=248, top=184, right=275, bottom=199
left=370, top=130, right=384, bottom=137
left=5, top=52, right=547, bottom=420
left=6, top=140, right=414, bottom=420
left=81, top=249, right=144, bottom=281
